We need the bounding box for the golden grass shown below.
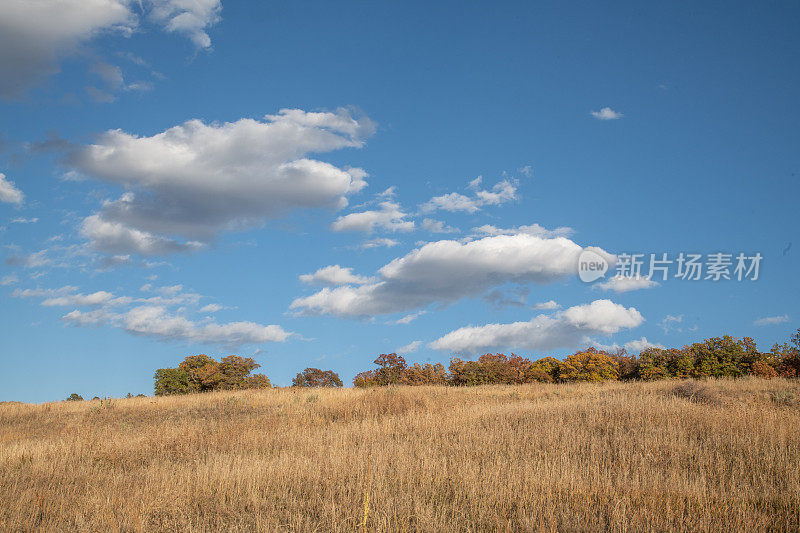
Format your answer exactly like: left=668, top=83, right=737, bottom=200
left=1, top=379, right=799, bottom=532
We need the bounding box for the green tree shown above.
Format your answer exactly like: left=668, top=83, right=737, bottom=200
left=65, top=393, right=83, bottom=401
left=154, top=367, right=193, bottom=396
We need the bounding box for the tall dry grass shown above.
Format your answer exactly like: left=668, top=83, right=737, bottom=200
left=1, top=379, right=798, bottom=532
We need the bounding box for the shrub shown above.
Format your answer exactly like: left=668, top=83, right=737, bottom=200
left=65, top=393, right=83, bottom=402
left=671, top=380, right=720, bottom=404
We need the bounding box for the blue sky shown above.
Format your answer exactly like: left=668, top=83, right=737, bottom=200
left=1, top=0, right=798, bottom=402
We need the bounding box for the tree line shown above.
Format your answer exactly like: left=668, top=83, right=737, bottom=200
left=152, top=355, right=345, bottom=395
left=65, top=328, right=798, bottom=400
left=353, top=330, right=800, bottom=387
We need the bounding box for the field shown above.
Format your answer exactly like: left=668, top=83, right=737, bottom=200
left=1, top=379, right=799, bottom=532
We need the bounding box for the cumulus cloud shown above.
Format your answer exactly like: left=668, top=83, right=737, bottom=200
left=68, top=108, right=375, bottom=255
left=0, top=0, right=134, bottom=98
left=291, top=232, right=614, bottom=317
left=15, top=282, right=291, bottom=348
left=753, top=314, right=790, bottom=326
left=0, top=173, right=24, bottom=204
left=331, top=201, right=414, bottom=233
left=591, top=107, right=623, bottom=120
left=593, top=275, right=659, bottom=293
left=429, top=299, right=643, bottom=354
left=0, top=0, right=222, bottom=98
left=299, top=265, right=371, bottom=286
left=420, top=179, right=518, bottom=214
left=81, top=213, right=205, bottom=256
left=63, top=306, right=290, bottom=346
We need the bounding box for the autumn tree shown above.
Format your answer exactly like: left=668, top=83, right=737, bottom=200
left=155, top=354, right=270, bottom=395
left=528, top=356, right=562, bottom=382
left=374, top=353, right=408, bottom=385
left=293, top=368, right=344, bottom=387
left=560, top=348, right=619, bottom=382
left=404, top=363, right=449, bottom=385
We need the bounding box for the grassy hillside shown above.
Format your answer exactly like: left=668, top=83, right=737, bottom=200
left=1, top=379, right=799, bottom=532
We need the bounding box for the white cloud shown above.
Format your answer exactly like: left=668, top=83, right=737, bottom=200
left=588, top=337, right=665, bottom=354
left=87, top=61, right=155, bottom=102
left=64, top=305, right=290, bottom=346
left=291, top=232, right=615, bottom=317
left=594, top=275, right=659, bottom=293
left=359, top=237, right=399, bottom=249
left=331, top=201, right=414, bottom=233
left=390, top=310, right=427, bottom=325
left=659, top=314, right=683, bottom=334
left=429, top=299, right=643, bottom=354
left=396, top=340, right=422, bottom=354
left=68, top=108, right=375, bottom=255
left=42, top=290, right=117, bottom=307
left=421, top=218, right=459, bottom=234
left=12, top=285, right=128, bottom=307
left=299, top=265, right=371, bottom=286
left=532, top=300, right=560, bottom=310
left=0, top=0, right=221, bottom=98
left=471, top=223, right=573, bottom=239
left=591, top=107, right=623, bottom=120
left=0, top=173, right=24, bottom=204
left=376, top=186, right=396, bottom=198
left=147, top=0, right=222, bottom=49
left=624, top=337, right=665, bottom=353
left=0, top=0, right=135, bottom=98
left=15, top=282, right=291, bottom=348
left=81, top=214, right=205, bottom=256
left=420, top=179, right=518, bottom=214
left=1, top=274, right=19, bottom=286
left=754, top=314, right=790, bottom=326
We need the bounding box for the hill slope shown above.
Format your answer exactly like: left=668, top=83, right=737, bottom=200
left=1, top=379, right=799, bottom=531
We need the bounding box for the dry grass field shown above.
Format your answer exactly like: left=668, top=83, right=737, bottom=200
left=1, top=379, right=799, bottom=532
